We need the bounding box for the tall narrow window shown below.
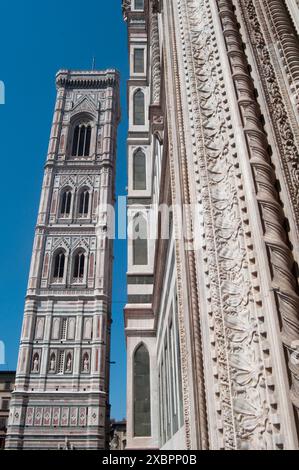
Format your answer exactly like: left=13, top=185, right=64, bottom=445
left=53, top=251, right=65, bottom=280
left=73, top=251, right=85, bottom=280
left=133, top=149, right=146, bottom=190
left=133, top=214, right=148, bottom=265
left=134, top=0, right=144, bottom=9
left=60, top=190, right=72, bottom=217
left=60, top=318, right=68, bottom=341
left=58, top=351, right=65, bottom=374
left=134, top=49, right=144, bottom=74
left=134, top=344, right=151, bottom=437
left=78, top=190, right=90, bottom=217
left=72, top=124, right=92, bottom=157
left=133, top=90, right=145, bottom=126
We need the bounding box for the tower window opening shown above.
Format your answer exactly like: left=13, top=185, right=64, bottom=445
left=60, top=190, right=72, bottom=218
left=73, top=251, right=85, bottom=281
left=53, top=251, right=66, bottom=281
left=72, top=124, right=92, bottom=157
left=78, top=190, right=90, bottom=217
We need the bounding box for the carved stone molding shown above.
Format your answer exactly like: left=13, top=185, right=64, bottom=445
left=149, top=104, right=164, bottom=135
left=152, top=0, right=161, bottom=14
left=150, top=9, right=161, bottom=105
left=217, top=0, right=299, bottom=421
left=174, top=0, right=291, bottom=449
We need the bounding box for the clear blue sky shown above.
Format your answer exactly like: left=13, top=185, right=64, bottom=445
left=0, top=0, right=128, bottom=420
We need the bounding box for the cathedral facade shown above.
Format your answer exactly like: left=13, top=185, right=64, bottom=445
left=5, top=70, right=120, bottom=450
left=123, top=0, right=299, bottom=450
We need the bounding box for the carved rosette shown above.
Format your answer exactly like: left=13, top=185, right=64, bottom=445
left=174, top=0, right=287, bottom=449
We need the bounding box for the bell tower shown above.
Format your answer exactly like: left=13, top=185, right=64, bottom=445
left=5, top=70, right=120, bottom=450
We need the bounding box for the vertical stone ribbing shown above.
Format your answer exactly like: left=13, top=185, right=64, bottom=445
left=163, top=0, right=209, bottom=449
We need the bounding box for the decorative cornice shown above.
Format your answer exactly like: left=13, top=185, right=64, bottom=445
left=152, top=0, right=162, bottom=14
left=56, top=70, right=120, bottom=90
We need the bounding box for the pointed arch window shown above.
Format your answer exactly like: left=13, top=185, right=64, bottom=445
left=78, top=189, right=90, bottom=217
left=133, top=214, right=148, bottom=265
left=133, top=90, right=145, bottom=126
left=53, top=250, right=66, bottom=281
left=72, top=124, right=92, bottom=157
left=60, top=189, right=72, bottom=218
left=134, top=344, right=151, bottom=437
left=133, top=149, right=146, bottom=190
left=73, top=251, right=85, bottom=281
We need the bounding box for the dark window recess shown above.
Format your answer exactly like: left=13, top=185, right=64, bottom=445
left=134, top=344, right=151, bottom=437
left=1, top=399, right=9, bottom=411
left=73, top=252, right=85, bottom=279
left=133, top=90, right=145, bottom=126
left=53, top=251, right=65, bottom=279
left=79, top=190, right=90, bottom=216
left=72, top=124, right=91, bottom=157
left=0, top=417, right=7, bottom=430
left=134, top=49, right=144, bottom=74
left=133, top=150, right=146, bottom=190
left=60, top=191, right=72, bottom=217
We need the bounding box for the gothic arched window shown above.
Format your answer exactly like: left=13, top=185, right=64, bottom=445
left=133, top=344, right=151, bottom=437
left=133, top=214, right=148, bottom=265
left=72, top=124, right=92, bottom=157
left=53, top=250, right=66, bottom=280
left=133, top=149, right=146, bottom=190
left=78, top=189, right=90, bottom=217
left=133, top=90, right=145, bottom=126
left=60, top=189, right=72, bottom=218
left=73, top=251, right=85, bottom=280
